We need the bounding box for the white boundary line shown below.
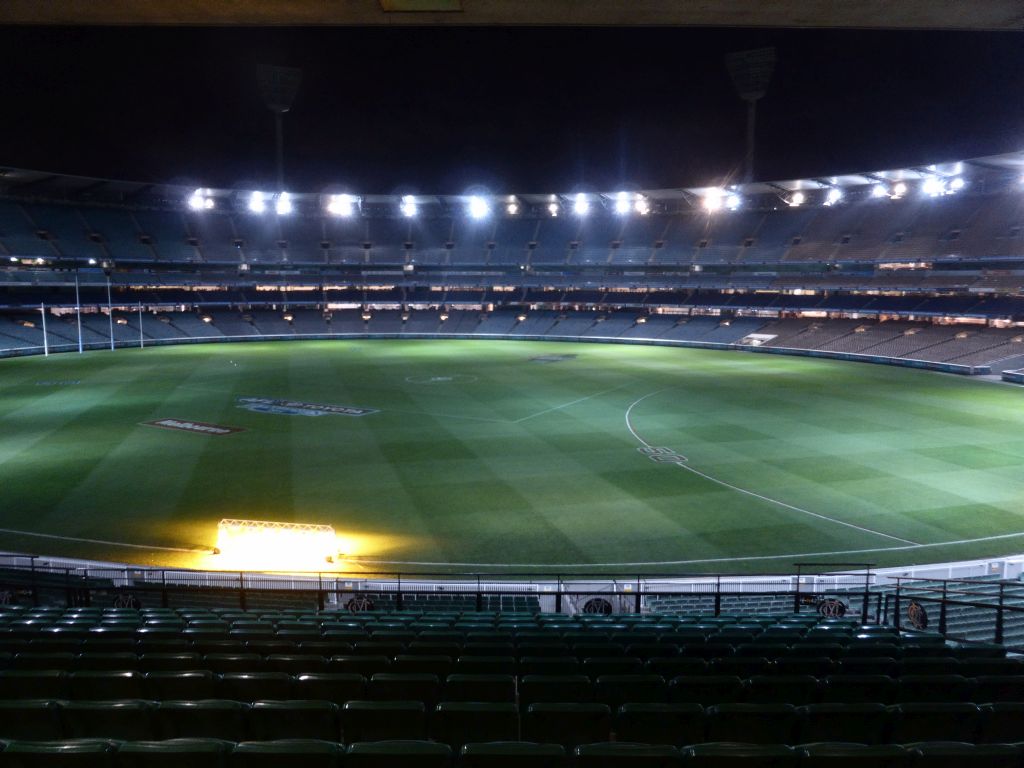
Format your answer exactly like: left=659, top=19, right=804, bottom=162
left=625, top=389, right=920, bottom=546
left=0, top=527, right=202, bottom=553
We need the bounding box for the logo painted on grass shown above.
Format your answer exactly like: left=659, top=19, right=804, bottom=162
left=236, top=396, right=378, bottom=417
left=638, top=446, right=688, bottom=465
left=530, top=354, right=577, bottom=363
left=143, top=418, right=244, bottom=436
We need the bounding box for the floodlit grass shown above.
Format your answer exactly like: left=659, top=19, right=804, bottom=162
left=0, top=339, right=1022, bottom=574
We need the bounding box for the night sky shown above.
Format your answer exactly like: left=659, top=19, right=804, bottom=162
left=1, top=26, right=1022, bottom=194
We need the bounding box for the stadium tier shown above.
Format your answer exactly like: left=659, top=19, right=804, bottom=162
left=0, top=153, right=1023, bottom=376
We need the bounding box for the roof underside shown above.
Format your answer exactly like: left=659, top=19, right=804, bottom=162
left=3, top=0, right=1023, bottom=30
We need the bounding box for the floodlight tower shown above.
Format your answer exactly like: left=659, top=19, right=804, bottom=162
left=257, top=64, right=303, bottom=191
left=725, top=47, right=776, bottom=183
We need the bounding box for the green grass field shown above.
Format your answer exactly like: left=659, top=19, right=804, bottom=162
left=1, top=338, right=1023, bottom=574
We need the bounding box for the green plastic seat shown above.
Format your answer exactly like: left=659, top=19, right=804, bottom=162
left=432, top=702, right=518, bottom=748
left=68, top=671, right=145, bottom=700
left=0, top=671, right=68, bottom=700
left=292, top=672, right=366, bottom=704
left=247, top=700, right=340, bottom=741
left=143, top=671, right=216, bottom=700
left=0, top=700, right=64, bottom=740
left=795, top=743, right=912, bottom=768
left=442, top=673, right=515, bottom=703
left=574, top=742, right=682, bottom=768
left=156, top=700, right=249, bottom=741
left=905, top=742, right=1023, bottom=768
left=459, top=741, right=566, bottom=768
left=61, top=700, right=158, bottom=740
left=613, top=703, right=704, bottom=747
left=795, top=703, right=889, bottom=745
left=522, top=703, right=611, bottom=749
left=682, top=742, right=799, bottom=767
left=367, top=673, right=440, bottom=707
left=113, top=738, right=232, bottom=768
left=594, top=674, right=668, bottom=709
left=217, top=672, right=291, bottom=701
left=519, top=675, right=594, bottom=710
left=341, top=700, right=426, bottom=742
left=705, top=704, right=797, bottom=744
left=227, top=739, right=345, bottom=768
left=887, top=703, right=981, bottom=743
left=0, top=739, right=117, bottom=767
left=346, top=740, right=452, bottom=768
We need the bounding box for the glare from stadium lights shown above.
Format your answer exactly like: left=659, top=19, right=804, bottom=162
left=215, top=519, right=339, bottom=571
left=547, top=202, right=559, bottom=217
left=702, top=189, right=724, bottom=212
left=248, top=191, right=267, bottom=214
left=824, top=188, right=843, bottom=206
left=400, top=195, right=417, bottom=217
left=275, top=192, right=293, bottom=215
left=949, top=177, right=965, bottom=191
left=892, top=182, right=907, bottom=198
left=573, top=193, right=590, bottom=216
left=327, top=194, right=356, bottom=217
left=88, top=258, right=97, bottom=266
left=788, top=191, right=806, bottom=207
left=468, top=195, right=490, bottom=219
left=635, top=197, right=650, bottom=215
left=871, top=183, right=888, bottom=198
left=506, top=202, right=519, bottom=215
left=188, top=188, right=213, bottom=211
left=725, top=193, right=741, bottom=211
left=922, top=177, right=945, bottom=197
left=8, top=257, right=16, bottom=263
left=614, top=192, right=631, bottom=215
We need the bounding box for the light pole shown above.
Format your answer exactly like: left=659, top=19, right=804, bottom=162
left=726, top=47, right=777, bottom=184
left=257, top=65, right=303, bottom=191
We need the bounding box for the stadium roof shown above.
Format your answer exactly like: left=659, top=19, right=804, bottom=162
left=2, top=149, right=1023, bottom=212
left=2, top=0, right=1021, bottom=30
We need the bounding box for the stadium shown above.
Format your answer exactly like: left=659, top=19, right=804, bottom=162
left=2, top=12, right=1024, bottom=767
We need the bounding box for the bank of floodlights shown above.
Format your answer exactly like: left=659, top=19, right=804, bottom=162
left=400, top=195, right=418, bottom=217
left=327, top=193, right=357, bottom=217
left=824, top=188, right=843, bottom=206
left=547, top=201, right=560, bottom=217
left=248, top=191, right=267, bottom=214
left=187, top=189, right=215, bottom=211
left=275, top=192, right=293, bottom=215
left=703, top=189, right=724, bottom=212
left=573, top=193, right=590, bottom=216
left=788, top=191, right=806, bottom=207
left=506, top=198, right=520, bottom=215
left=871, top=183, right=889, bottom=199
left=614, top=191, right=632, bottom=214
left=635, top=195, right=651, bottom=215
left=467, top=195, right=490, bottom=219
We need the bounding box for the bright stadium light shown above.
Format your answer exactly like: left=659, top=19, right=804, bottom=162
left=702, top=189, right=724, bottom=212
left=215, top=519, right=339, bottom=571
left=327, top=193, right=356, bottom=217
left=788, top=191, right=805, bottom=207
left=871, top=183, right=888, bottom=198
left=949, top=177, right=965, bottom=192
left=188, top=188, right=214, bottom=211
left=400, top=195, right=417, bottom=217
left=468, top=195, right=490, bottom=219
left=725, top=193, right=741, bottom=211
left=275, top=192, right=293, bottom=215
left=88, top=258, right=97, bottom=265
left=824, top=188, right=843, bottom=206
left=248, top=191, right=267, bottom=214
left=573, top=193, right=590, bottom=216
left=547, top=202, right=559, bottom=217
left=892, top=182, right=907, bottom=198
left=635, top=196, right=650, bottom=215
left=614, top=192, right=631, bottom=215
left=922, top=177, right=945, bottom=197
left=506, top=201, right=520, bottom=215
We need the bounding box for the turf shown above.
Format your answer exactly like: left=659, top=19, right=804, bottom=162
left=0, top=338, right=1022, bottom=574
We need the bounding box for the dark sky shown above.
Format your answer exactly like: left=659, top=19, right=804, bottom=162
left=1, top=27, right=1022, bottom=194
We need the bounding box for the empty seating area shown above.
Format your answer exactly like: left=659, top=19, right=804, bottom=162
left=0, top=604, right=1021, bottom=765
